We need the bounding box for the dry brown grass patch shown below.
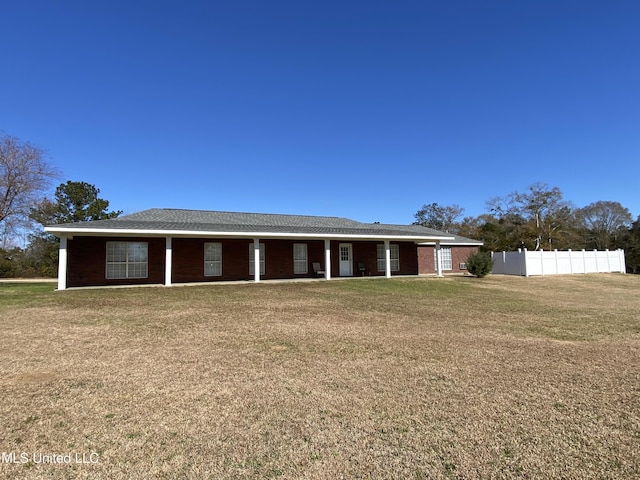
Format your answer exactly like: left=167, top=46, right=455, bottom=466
left=0, top=275, right=638, bottom=479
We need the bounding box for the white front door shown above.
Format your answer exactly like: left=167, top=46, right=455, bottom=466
left=339, top=243, right=353, bottom=276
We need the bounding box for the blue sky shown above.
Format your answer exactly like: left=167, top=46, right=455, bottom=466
left=2, top=0, right=638, bottom=224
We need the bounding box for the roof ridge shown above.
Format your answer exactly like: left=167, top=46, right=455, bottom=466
left=128, top=207, right=363, bottom=222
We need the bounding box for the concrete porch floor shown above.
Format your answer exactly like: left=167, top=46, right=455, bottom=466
left=48, top=274, right=458, bottom=291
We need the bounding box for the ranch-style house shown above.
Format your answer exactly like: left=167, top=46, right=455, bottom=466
left=45, top=208, right=482, bottom=290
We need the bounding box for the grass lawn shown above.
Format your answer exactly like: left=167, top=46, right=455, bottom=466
left=0, top=274, right=638, bottom=479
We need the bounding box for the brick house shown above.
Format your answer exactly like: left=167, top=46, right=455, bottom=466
left=45, top=208, right=482, bottom=290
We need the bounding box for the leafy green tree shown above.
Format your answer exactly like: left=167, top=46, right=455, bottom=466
left=410, top=184, right=635, bottom=262
left=26, top=181, right=122, bottom=277
left=455, top=215, right=483, bottom=240
left=487, top=183, right=577, bottom=250
left=22, top=235, right=59, bottom=277
left=620, top=216, right=640, bottom=274
left=414, top=203, right=464, bottom=233
left=0, top=247, right=20, bottom=277
left=31, top=180, right=122, bottom=225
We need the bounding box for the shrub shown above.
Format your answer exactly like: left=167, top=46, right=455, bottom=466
left=0, top=256, right=18, bottom=278
left=466, top=251, right=493, bottom=278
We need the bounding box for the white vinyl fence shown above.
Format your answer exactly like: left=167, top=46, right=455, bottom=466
left=491, top=249, right=626, bottom=277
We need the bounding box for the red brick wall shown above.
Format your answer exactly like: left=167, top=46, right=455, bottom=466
left=67, top=236, right=165, bottom=287
left=329, top=241, right=418, bottom=277
left=173, top=238, right=247, bottom=282
left=417, top=245, right=479, bottom=274
left=172, top=238, right=328, bottom=282
left=66, top=236, right=424, bottom=287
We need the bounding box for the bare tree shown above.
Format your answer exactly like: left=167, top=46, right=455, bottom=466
left=0, top=134, right=59, bottom=239
left=577, top=200, right=632, bottom=249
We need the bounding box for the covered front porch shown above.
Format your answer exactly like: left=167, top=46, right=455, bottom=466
left=55, top=235, right=448, bottom=290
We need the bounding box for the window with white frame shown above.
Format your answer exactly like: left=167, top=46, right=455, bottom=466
left=248, top=242, right=265, bottom=275
left=106, top=241, right=148, bottom=279
left=434, top=246, right=452, bottom=270
left=204, top=242, right=222, bottom=276
left=377, top=244, right=400, bottom=272
left=293, top=243, right=308, bottom=274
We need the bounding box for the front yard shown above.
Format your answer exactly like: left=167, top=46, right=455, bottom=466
left=0, top=274, right=638, bottom=479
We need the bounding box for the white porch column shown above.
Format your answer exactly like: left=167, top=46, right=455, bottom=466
left=57, top=235, right=68, bottom=291
left=165, top=236, right=172, bottom=287
left=435, top=241, right=443, bottom=277
left=384, top=240, right=391, bottom=278
left=324, top=239, right=331, bottom=280
left=254, top=238, right=261, bottom=283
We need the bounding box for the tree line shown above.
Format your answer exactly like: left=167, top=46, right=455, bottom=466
left=414, top=183, right=640, bottom=273
left=1, top=133, right=639, bottom=276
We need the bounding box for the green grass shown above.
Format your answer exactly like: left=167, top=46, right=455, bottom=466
left=0, top=282, right=57, bottom=306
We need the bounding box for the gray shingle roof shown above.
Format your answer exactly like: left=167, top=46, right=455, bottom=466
left=46, top=208, right=480, bottom=243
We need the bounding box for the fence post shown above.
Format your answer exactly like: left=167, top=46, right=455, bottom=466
left=582, top=249, right=586, bottom=274
left=620, top=249, right=626, bottom=274
left=540, top=249, right=544, bottom=276
left=522, top=248, right=528, bottom=277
